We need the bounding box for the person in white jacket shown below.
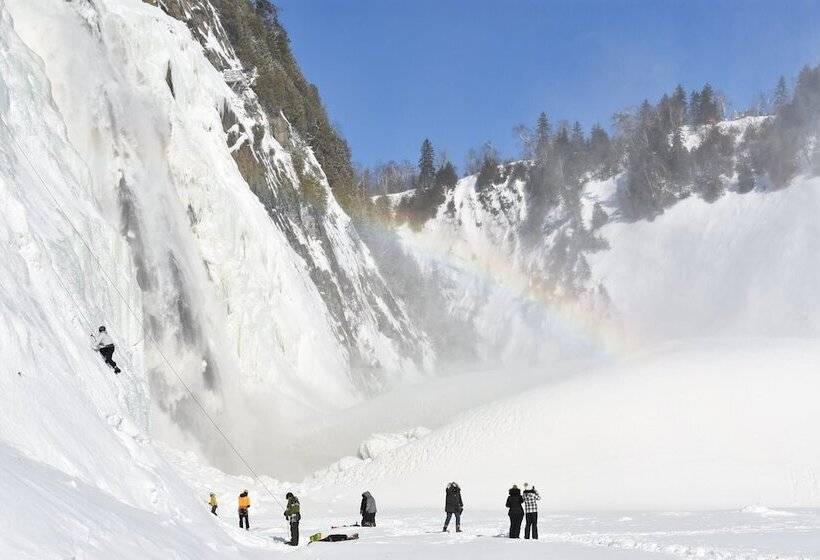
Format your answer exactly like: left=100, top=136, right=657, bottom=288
left=94, top=326, right=121, bottom=374
left=522, top=483, right=540, bottom=539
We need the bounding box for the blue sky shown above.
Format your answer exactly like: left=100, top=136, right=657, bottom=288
left=274, top=0, right=820, bottom=171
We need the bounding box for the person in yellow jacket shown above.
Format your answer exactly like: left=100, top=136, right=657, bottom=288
left=238, top=490, right=250, bottom=530
left=208, top=493, right=218, bottom=516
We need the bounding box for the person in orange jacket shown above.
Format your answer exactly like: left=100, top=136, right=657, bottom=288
left=238, top=490, right=250, bottom=530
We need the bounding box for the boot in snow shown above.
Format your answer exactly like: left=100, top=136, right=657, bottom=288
left=114, top=367, right=121, bottom=374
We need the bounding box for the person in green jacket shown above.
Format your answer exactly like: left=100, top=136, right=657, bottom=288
left=284, top=492, right=301, bottom=546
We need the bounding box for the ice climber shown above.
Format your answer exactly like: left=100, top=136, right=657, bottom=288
left=208, top=492, right=218, bottom=516
left=443, top=482, right=463, bottom=532
left=522, top=483, right=540, bottom=539
left=238, top=490, right=250, bottom=530
left=94, top=326, right=121, bottom=374
left=506, top=485, right=524, bottom=538
left=284, top=492, right=301, bottom=546
left=360, top=491, right=377, bottom=527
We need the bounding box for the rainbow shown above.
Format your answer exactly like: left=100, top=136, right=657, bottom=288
left=357, top=202, right=638, bottom=360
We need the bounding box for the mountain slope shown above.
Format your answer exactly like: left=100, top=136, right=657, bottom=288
left=378, top=115, right=820, bottom=366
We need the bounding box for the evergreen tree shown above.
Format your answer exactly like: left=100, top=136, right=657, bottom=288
left=374, top=194, right=392, bottom=220
left=657, top=94, right=673, bottom=132
left=589, top=124, right=615, bottom=176
left=701, top=83, right=715, bottom=122
left=571, top=121, right=585, bottom=147
left=696, top=173, right=724, bottom=203
left=475, top=154, right=500, bottom=190
left=671, top=84, right=688, bottom=127
left=567, top=121, right=588, bottom=181
left=621, top=100, right=676, bottom=218
left=418, top=138, right=436, bottom=189
left=552, top=123, right=571, bottom=161
left=536, top=112, right=551, bottom=160
left=736, top=155, right=756, bottom=194
left=774, top=76, right=788, bottom=110
left=699, top=83, right=722, bottom=123
left=669, top=126, right=690, bottom=189
left=690, top=90, right=702, bottom=125
left=590, top=202, right=608, bottom=229
left=435, top=161, right=458, bottom=189
left=693, top=127, right=733, bottom=202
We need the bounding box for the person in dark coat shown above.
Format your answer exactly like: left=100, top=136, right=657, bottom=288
left=284, top=492, right=301, bottom=546
left=360, top=491, right=377, bottom=526
left=443, top=482, right=463, bottom=532
left=505, top=485, right=524, bottom=538
left=522, top=483, right=540, bottom=539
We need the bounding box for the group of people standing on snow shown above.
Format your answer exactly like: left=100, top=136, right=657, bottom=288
left=505, top=483, right=540, bottom=539
left=443, top=481, right=540, bottom=539
left=206, top=489, right=302, bottom=546
left=206, top=482, right=538, bottom=545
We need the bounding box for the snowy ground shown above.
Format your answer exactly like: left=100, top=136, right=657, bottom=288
left=191, top=507, right=820, bottom=560
left=258, top=508, right=820, bottom=560
left=157, top=442, right=820, bottom=560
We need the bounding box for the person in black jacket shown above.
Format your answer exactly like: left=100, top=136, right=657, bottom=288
left=360, top=491, right=377, bottom=526
left=443, top=482, right=463, bottom=532
left=505, top=485, right=524, bottom=538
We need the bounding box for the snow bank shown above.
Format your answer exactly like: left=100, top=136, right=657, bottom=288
left=740, top=505, right=797, bottom=517
left=358, top=427, right=432, bottom=460
left=309, top=340, right=820, bottom=511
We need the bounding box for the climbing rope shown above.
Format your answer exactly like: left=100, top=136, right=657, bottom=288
left=0, top=112, right=285, bottom=509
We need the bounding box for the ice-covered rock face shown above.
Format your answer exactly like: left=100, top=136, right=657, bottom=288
left=380, top=171, right=618, bottom=370
left=1, top=0, right=430, bottom=475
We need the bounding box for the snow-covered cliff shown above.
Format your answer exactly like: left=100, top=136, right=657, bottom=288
left=0, top=0, right=430, bottom=482
left=382, top=116, right=820, bottom=366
